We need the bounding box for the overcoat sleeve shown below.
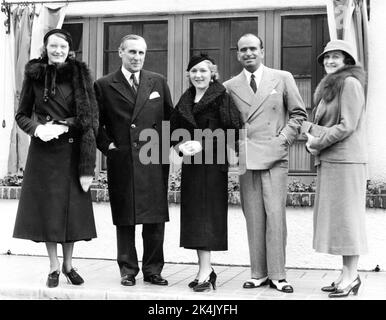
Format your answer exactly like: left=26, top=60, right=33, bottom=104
left=94, top=80, right=112, bottom=155
left=15, top=76, right=40, bottom=136
left=307, top=77, right=365, bottom=151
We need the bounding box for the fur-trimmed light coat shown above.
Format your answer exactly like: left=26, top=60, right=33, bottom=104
left=304, top=65, right=367, bottom=164
left=13, top=58, right=98, bottom=243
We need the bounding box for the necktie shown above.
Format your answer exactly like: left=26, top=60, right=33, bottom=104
left=250, top=74, right=257, bottom=93
left=130, top=73, right=138, bottom=94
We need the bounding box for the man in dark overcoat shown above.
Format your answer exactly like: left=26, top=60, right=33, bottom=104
left=94, top=34, right=173, bottom=286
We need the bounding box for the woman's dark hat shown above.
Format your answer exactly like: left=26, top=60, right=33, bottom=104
left=187, top=53, right=216, bottom=71
left=43, top=28, right=73, bottom=50
left=317, top=39, right=356, bottom=65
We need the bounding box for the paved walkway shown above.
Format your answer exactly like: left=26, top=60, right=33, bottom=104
left=0, top=254, right=385, bottom=300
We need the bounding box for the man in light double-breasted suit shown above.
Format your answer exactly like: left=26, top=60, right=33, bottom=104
left=223, top=34, right=307, bottom=293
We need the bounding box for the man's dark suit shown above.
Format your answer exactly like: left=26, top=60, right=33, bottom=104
left=94, top=68, right=173, bottom=278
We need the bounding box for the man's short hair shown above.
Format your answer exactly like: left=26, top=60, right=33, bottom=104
left=237, top=33, right=264, bottom=50
left=119, top=34, right=147, bottom=51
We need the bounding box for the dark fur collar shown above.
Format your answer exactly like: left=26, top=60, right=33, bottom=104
left=314, top=65, right=366, bottom=104
left=25, top=57, right=98, bottom=177
left=25, top=58, right=85, bottom=83
left=175, top=81, right=226, bottom=127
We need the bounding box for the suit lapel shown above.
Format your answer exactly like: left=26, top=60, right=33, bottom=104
left=247, top=68, right=278, bottom=121
left=109, top=69, right=136, bottom=105
left=231, top=73, right=255, bottom=107
left=132, top=70, right=155, bottom=121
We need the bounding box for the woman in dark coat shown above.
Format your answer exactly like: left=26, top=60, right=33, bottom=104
left=13, top=29, right=98, bottom=288
left=171, top=54, right=242, bottom=292
left=303, top=40, right=367, bottom=298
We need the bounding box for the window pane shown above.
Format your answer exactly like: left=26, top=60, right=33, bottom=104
left=144, top=51, right=168, bottom=77
left=282, top=47, right=311, bottom=76
left=106, top=23, right=134, bottom=50
left=191, top=21, right=220, bottom=49
left=62, top=23, right=83, bottom=51
left=104, top=52, right=121, bottom=74
left=282, top=17, right=312, bottom=46
left=143, top=22, right=168, bottom=49
left=230, top=18, right=258, bottom=48
left=104, top=21, right=168, bottom=77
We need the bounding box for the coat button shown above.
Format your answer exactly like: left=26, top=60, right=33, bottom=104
left=133, top=142, right=138, bottom=147
left=131, top=124, right=136, bottom=129
left=46, top=115, right=51, bottom=121
left=69, top=138, right=74, bottom=143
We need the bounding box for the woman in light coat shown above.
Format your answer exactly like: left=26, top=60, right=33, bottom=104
left=303, top=40, right=367, bottom=298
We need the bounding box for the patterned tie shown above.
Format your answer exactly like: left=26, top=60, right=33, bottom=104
left=250, top=73, right=257, bottom=93
left=130, top=73, right=139, bottom=95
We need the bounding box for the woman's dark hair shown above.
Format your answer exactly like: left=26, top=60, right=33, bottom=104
left=343, top=52, right=356, bottom=65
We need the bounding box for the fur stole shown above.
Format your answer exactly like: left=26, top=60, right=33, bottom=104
left=313, top=65, right=366, bottom=105
left=174, top=80, right=241, bottom=130
left=24, top=58, right=99, bottom=177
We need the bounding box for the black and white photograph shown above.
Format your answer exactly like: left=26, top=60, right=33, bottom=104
left=0, top=0, right=384, bottom=311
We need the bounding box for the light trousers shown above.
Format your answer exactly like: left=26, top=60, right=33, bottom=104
left=240, top=163, right=288, bottom=280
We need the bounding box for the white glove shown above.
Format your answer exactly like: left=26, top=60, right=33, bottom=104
left=79, top=175, right=93, bottom=192
left=305, top=133, right=319, bottom=156
left=178, top=140, right=202, bottom=156
left=34, top=122, right=69, bottom=142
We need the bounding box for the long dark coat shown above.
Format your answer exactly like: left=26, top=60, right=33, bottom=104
left=94, top=69, right=173, bottom=226
left=13, top=58, right=98, bottom=243
left=170, top=81, right=242, bottom=250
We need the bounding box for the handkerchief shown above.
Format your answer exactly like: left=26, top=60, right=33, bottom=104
left=149, top=91, right=161, bottom=99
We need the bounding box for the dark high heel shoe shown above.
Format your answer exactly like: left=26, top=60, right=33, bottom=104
left=46, top=270, right=60, bottom=288
left=193, top=269, right=217, bottom=292
left=328, top=276, right=361, bottom=298
left=62, top=267, right=84, bottom=285
left=321, top=282, right=338, bottom=292
left=188, top=279, right=199, bottom=288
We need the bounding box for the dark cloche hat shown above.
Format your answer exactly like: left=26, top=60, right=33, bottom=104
left=187, top=53, right=216, bottom=71
left=43, top=28, right=73, bottom=50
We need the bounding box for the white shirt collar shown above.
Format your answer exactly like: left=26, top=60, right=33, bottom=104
left=243, top=64, right=264, bottom=90
left=121, top=66, right=140, bottom=85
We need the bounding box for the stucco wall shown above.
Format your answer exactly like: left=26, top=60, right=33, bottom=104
left=366, top=0, right=386, bottom=181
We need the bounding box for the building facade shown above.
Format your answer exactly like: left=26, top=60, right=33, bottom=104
left=1, top=0, right=385, bottom=183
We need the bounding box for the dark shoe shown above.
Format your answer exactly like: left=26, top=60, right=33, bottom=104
left=62, top=267, right=84, bottom=285
left=193, top=269, right=217, bottom=292
left=46, top=270, right=60, bottom=288
left=243, top=276, right=269, bottom=289
left=321, top=282, right=338, bottom=292
left=188, top=279, right=199, bottom=288
left=269, top=279, right=294, bottom=293
left=144, top=274, right=168, bottom=286
left=328, top=276, right=361, bottom=298
left=121, top=274, right=136, bottom=286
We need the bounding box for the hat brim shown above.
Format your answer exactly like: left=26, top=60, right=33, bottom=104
left=317, top=49, right=356, bottom=65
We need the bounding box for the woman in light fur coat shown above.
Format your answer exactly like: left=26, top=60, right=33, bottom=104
left=303, top=40, right=367, bottom=298
left=13, top=29, right=98, bottom=288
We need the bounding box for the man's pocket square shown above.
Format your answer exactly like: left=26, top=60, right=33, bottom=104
left=149, top=91, right=161, bottom=99
left=270, top=89, right=278, bottom=95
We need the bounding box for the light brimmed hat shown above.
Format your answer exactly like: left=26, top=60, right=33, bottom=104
left=317, top=39, right=357, bottom=65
